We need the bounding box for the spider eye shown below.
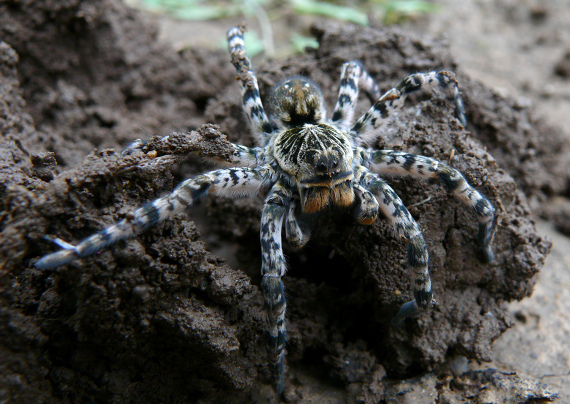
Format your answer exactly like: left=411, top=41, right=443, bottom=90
left=314, top=154, right=342, bottom=176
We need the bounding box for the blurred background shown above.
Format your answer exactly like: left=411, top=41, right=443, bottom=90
left=125, top=0, right=570, bottom=136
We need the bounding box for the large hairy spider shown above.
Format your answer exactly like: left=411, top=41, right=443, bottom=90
left=36, top=26, right=496, bottom=394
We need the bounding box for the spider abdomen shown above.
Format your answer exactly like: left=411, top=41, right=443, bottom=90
left=268, top=77, right=326, bottom=128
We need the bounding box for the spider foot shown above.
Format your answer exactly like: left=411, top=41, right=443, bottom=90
left=392, top=300, right=420, bottom=326
left=35, top=249, right=78, bottom=270
left=392, top=294, right=435, bottom=326
left=481, top=245, right=495, bottom=263
left=270, top=359, right=285, bottom=396
left=121, top=138, right=147, bottom=155
left=35, top=237, right=79, bottom=270
left=478, top=221, right=496, bottom=263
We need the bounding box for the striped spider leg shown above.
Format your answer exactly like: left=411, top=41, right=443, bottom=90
left=227, top=26, right=275, bottom=146
left=331, top=60, right=381, bottom=131
left=259, top=180, right=294, bottom=395
left=354, top=148, right=496, bottom=323
left=284, top=197, right=311, bottom=250
left=350, top=70, right=466, bottom=146
left=35, top=164, right=273, bottom=270
left=354, top=166, right=432, bottom=310
left=359, top=149, right=496, bottom=262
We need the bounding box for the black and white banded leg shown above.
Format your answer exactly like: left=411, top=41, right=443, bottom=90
left=284, top=198, right=310, bottom=250
left=362, top=149, right=496, bottom=262
left=260, top=181, right=291, bottom=394
left=203, top=143, right=266, bottom=168
left=124, top=137, right=266, bottom=168
left=359, top=171, right=432, bottom=322
left=353, top=183, right=379, bottom=225
left=36, top=166, right=271, bottom=270
left=330, top=61, right=381, bottom=131
left=227, top=26, right=275, bottom=146
left=351, top=71, right=466, bottom=145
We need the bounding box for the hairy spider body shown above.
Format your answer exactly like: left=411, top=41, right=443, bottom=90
left=274, top=123, right=355, bottom=212
left=36, top=26, right=496, bottom=395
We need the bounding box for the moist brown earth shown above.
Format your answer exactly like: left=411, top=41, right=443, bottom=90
left=0, top=0, right=564, bottom=402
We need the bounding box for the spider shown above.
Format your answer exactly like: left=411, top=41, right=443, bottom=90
left=35, top=26, right=496, bottom=395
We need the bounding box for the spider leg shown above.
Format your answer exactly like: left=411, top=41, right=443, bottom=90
left=121, top=137, right=265, bottom=168
left=330, top=61, right=381, bottom=131
left=392, top=299, right=420, bottom=326
left=260, top=180, right=292, bottom=395
left=284, top=198, right=310, bottom=249
left=202, top=143, right=266, bottom=168
left=351, top=71, right=466, bottom=146
left=121, top=138, right=147, bottom=155
left=121, top=129, right=265, bottom=168
left=361, top=149, right=496, bottom=262
left=36, top=166, right=273, bottom=270
left=353, top=183, right=379, bottom=225
left=359, top=170, right=433, bottom=310
left=227, top=27, right=275, bottom=146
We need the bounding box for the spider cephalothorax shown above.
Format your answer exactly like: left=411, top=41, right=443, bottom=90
left=273, top=122, right=355, bottom=213
left=35, top=26, right=496, bottom=396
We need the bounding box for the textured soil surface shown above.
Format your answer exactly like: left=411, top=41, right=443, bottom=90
left=0, top=1, right=567, bottom=403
